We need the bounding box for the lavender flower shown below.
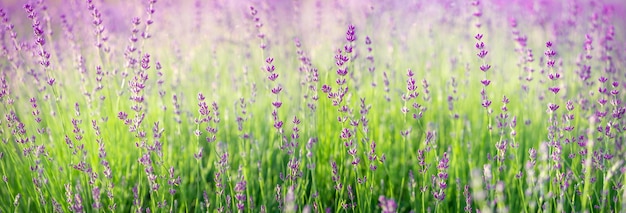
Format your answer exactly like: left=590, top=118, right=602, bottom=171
left=331, top=161, right=342, bottom=190
left=235, top=180, right=247, bottom=211
left=92, top=187, right=102, bottom=209
left=475, top=33, right=492, bottom=113
left=378, top=196, right=397, bottom=213
left=464, top=185, right=472, bottom=212
left=433, top=152, right=450, bottom=202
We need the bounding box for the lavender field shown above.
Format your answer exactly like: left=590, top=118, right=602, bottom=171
left=1, top=0, right=625, bottom=212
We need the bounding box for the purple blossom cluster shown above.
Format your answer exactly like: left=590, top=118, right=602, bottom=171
left=401, top=69, right=421, bottom=120
left=322, top=24, right=356, bottom=108
left=475, top=33, right=492, bottom=110
left=378, top=195, right=397, bottom=213
left=24, top=3, right=54, bottom=87
left=432, top=152, right=449, bottom=202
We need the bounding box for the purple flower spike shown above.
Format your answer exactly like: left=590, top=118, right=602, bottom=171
left=337, top=68, right=348, bottom=76
left=141, top=54, right=151, bottom=70
left=610, top=90, right=619, bottom=95
left=548, top=103, right=559, bottom=112
left=273, top=121, right=283, bottom=129
left=265, top=65, right=275, bottom=73
left=438, top=152, right=449, bottom=170
left=548, top=87, right=560, bottom=94
left=474, top=33, right=483, bottom=41
left=346, top=24, right=356, bottom=42
left=475, top=42, right=485, bottom=50
left=271, top=86, right=283, bottom=94
left=378, top=196, right=397, bottom=213
left=268, top=73, right=279, bottom=81
left=479, top=64, right=491, bottom=72
left=566, top=101, right=575, bottom=111
left=482, top=100, right=492, bottom=108
left=407, top=69, right=414, bottom=77
left=340, top=128, right=352, bottom=139
left=477, top=50, right=488, bottom=58
left=598, top=76, right=608, bottom=83
left=321, top=85, right=332, bottom=93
